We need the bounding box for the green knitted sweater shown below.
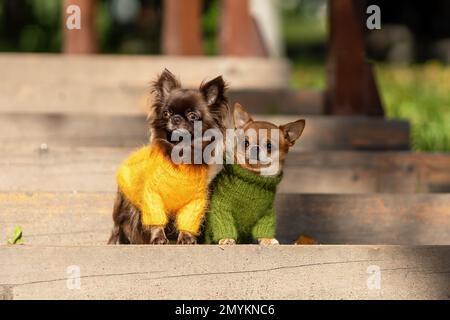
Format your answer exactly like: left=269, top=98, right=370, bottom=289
left=204, top=164, right=283, bottom=244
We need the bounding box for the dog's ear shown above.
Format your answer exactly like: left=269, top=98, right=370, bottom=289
left=233, top=103, right=253, bottom=129
left=200, top=76, right=226, bottom=107
left=279, top=119, right=305, bottom=147
left=152, top=69, right=181, bottom=100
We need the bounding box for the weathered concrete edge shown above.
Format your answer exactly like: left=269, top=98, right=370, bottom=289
left=1, top=245, right=449, bottom=300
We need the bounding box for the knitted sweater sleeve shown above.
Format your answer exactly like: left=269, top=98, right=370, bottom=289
left=176, top=196, right=207, bottom=236
left=141, top=185, right=168, bottom=227
left=207, top=193, right=238, bottom=243
left=252, top=206, right=276, bottom=240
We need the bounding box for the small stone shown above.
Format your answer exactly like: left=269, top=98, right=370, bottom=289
left=39, top=143, right=49, bottom=153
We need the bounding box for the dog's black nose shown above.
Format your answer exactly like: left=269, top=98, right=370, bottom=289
left=171, top=115, right=183, bottom=125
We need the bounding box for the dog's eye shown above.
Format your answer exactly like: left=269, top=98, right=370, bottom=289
left=266, top=142, right=272, bottom=151
left=187, top=112, right=199, bottom=122
left=163, top=111, right=171, bottom=118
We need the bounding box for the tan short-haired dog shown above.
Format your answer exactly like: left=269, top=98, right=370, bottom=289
left=204, top=103, right=305, bottom=245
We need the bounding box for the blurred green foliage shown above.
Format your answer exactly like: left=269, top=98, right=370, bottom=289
left=202, top=0, right=219, bottom=55
left=0, top=0, right=219, bottom=54
left=0, top=0, right=61, bottom=52
left=285, top=0, right=450, bottom=152
left=281, top=0, right=327, bottom=64
left=291, top=61, right=450, bottom=152
left=379, top=63, right=450, bottom=151
left=0, top=0, right=163, bottom=53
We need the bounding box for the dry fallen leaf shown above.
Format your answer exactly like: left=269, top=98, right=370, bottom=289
left=295, top=234, right=318, bottom=245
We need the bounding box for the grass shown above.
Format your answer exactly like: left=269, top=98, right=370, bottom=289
left=291, top=61, right=450, bottom=152
left=283, top=11, right=327, bottom=48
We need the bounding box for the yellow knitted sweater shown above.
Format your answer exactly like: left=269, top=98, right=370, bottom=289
left=116, top=144, right=209, bottom=235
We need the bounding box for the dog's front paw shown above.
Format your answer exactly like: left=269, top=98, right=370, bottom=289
left=177, top=231, right=197, bottom=245
left=258, top=238, right=279, bottom=246
left=218, top=238, right=236, bottom=245
left=149, top=226, right=169, bottom=245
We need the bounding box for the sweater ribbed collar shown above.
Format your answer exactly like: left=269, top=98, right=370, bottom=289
left=226, top=164, right=283, bottom=190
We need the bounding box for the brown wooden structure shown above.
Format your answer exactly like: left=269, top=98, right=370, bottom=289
left=62, top=0, right=98, bottom=54
left=162, top=0, right=204, bottom=55
left=219, top=0, right=267, bottom=56
left=325, top=0, right=383, bottom=116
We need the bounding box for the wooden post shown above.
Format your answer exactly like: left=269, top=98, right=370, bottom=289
left=325, top=0, right=383, bottom=116
left=62, top=0, right=98, bottom=54
left=219, top=0, right=267, bottom=56
left=162, top=0, right=203, bottom=55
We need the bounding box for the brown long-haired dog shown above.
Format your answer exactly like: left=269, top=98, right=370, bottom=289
left=108, top=69, right=229, bottom=245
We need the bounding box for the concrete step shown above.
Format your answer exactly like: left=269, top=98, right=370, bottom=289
left=0, top=245, right=449, bottom=299
left=1, top=146, right=449, bottom=193
left=0, top=53, right=297, bottom=113
left=0, top=53, right=290, bottom=91
left=0, top=54, right=324, bottom=115
left=0, top=113, right=410, bottom=151
left=1, top=193, right=449, bottom=245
